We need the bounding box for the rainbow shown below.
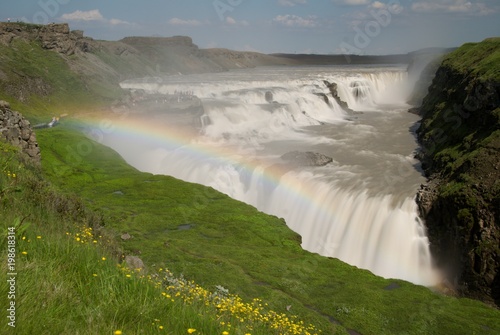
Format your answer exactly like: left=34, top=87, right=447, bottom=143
left=74, top=112, right=301, bottom=192
left=71, top=112, right=442, bottom=287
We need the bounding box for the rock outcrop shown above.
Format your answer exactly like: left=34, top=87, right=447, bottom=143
left=323, top=81, right=353, bottom=113
left=281, top=151, right=333, bottom=167
left=0, top=100, right=40, bottom=164
left=414, top=38, right=500, bottom=306
left=0, top=22, right=96, bottom=55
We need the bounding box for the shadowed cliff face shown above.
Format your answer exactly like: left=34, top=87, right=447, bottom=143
left=415, top=38, right=500, bottom=307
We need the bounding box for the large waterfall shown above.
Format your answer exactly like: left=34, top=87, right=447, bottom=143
left=101, top=65, right=440, bottom=286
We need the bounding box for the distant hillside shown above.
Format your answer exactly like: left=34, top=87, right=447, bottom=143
left=0, top=22, right=298, bottom=116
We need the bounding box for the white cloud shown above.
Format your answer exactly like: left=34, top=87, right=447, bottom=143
left=61, top=9, right=104, bottom=22
left=332, top=0, right=371, bottom=6
left=278, top=0, right=308, bottom=6
left=109, top=18, right=132, bottom=26
left=370, top=1, right=403, bottom=14
left=168, top=18, right=203, bottom=26
left=273, top=14, right=318, bottom=27
left=60, top=9, right=131, bottom=25
left=371, top=1, right=386, bottom=9
left=411, top=0, right=495, bottom=15
left=225, top=16, right=249, bottom=26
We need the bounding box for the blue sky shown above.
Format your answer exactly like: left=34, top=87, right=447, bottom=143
left=1, top=0, right=499, bottom=54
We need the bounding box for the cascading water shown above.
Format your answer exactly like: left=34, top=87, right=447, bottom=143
left=104, top=65, right=440, bottom=286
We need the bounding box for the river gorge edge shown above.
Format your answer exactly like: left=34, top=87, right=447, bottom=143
left=414, top=38, right=500, bottom=307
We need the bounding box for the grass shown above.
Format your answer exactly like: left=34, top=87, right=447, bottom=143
left=442, top=37, right=500, bottom=82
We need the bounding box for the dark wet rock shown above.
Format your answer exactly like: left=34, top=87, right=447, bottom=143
left=281, top=151, right=333, bottom=167
left=349, top=81, right=367, bottom=100
left=323, top=80, right=353, bottom=113
left=265, top=91, right=274, bottom=103
left=314, top=92, right=331, bottom=105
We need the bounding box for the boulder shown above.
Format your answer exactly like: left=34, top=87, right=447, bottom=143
left=125, top=255, right=145, bottom=271
left=0, top=100, right=10, bottom=110
left=265, top=91, right=273, bottom=103
left=281, top=151, right=333, bottom=167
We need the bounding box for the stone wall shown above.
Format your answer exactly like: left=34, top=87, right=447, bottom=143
left=0, top=100, right=40, bottom=164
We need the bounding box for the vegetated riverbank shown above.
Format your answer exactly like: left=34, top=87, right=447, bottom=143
left=415, top=37, right=500, bottom=307
left=1, top=22, right=500, bottom=334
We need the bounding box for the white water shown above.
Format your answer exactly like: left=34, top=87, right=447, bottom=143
left=105, top=65, right=440, bottom=286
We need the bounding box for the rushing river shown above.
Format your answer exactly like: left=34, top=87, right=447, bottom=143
left=99, top=65, right=440, bottom=286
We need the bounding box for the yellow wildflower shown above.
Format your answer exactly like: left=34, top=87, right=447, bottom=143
left=114, top=331, right=123, bottom=335
left=187, top=329, right=196, bottom=334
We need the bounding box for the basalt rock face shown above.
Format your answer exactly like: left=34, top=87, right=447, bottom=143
left=323, top=80, right=353, bottom=113
left=0, top=23, right=96, bottom=55
left=415, top=38, right=500, bottom=306
left=0, top=101, right=40, bottom=164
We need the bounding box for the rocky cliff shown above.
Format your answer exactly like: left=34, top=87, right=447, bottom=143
left=415, top=38, right=500, bottom=306
left=0, top=22, right=95, bottom=55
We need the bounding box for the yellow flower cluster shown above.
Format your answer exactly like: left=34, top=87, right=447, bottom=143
left=3, top=170, right=16, bottom=178
left=63, top=225, right=320, bottom=334
left=155, top=270, right=320, bottom=335
left=66, top=225, right=101, bottom=245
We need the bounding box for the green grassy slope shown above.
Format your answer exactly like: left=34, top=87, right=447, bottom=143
left=0, top=141, right=327, bottom=335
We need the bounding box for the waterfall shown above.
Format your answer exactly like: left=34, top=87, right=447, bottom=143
left=105, top=65, right=440, bottom=286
